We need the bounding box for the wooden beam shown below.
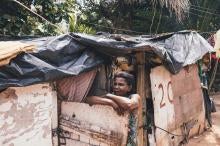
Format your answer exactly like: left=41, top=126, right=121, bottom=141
left=136, top=52, right=147, bottom=146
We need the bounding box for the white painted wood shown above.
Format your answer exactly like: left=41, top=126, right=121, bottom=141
left=150, top=66, right=175, bottom=146
left=51, top=84, right=59, bottom=146
left=0, top=84, right=55, bottom=146
left=150, top=65, right=205, bottom=146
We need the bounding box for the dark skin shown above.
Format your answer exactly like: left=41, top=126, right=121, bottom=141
left=85, top=77, right=140, bottom=114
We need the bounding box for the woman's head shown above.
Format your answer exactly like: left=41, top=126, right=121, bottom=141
left=113, top=71, right=134, bottom=96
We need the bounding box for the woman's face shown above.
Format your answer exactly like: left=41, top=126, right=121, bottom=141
left=113, top=77, right=131, bottom=96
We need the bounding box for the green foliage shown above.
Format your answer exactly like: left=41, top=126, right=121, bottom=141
left=70, top=24, right=96, bottom=34
left=184, top=0, right=220, bottom=32
left=0, top=0, right=76, bottom=36
left=0, top=0, right=96, bottom=36
left=68, top=12, right=95, bottom=34
left=78, top=0, right=219, bottom=35
left=0, top=0, right=219, bottom=36
left=78, top=0, right=184, bottom=34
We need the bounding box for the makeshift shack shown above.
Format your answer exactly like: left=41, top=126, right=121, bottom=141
left=0, top=31, right=214, bottom=146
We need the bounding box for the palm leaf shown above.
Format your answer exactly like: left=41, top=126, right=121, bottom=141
left=122, top=0, right=190, bottom=21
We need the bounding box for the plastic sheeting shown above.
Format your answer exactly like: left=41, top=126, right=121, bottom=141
left=0, top=41, right=35, bottom=66
left=0, top=35, right=104, bottom=90
left=72, top=31, right=214, bottom=73
left=150, top=32, right=214, bottom=73
left=0, top=31, right=214, bottom=89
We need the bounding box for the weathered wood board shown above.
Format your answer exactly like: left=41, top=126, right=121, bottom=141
left=0, top=83, right=57, bottom=146
left=150, top=65, right=205, bottom=146
left=60, top=102, right=129, bottom=146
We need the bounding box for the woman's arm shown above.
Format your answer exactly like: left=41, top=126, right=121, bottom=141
left=85, top=96, right=122, bottom=112
left=105, top=93, right=140, bottom=111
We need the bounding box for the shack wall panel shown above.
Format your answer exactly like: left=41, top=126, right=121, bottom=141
left=0, top=84, right=55, bottom=146
left=150, top=65, right=205, bottom=146
left=60, top=102, right=129, bottom=146
left=51, top=88, right=58, bottom=146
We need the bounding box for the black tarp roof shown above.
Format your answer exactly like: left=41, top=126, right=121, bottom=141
left=0, top=31, right=214, bottom=90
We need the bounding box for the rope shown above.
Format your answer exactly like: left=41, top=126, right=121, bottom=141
left=186, top=11, right=204, bottom=18
left=154, top=125, right=184, bottom=137
left=82, top=22, right=145, bottom=34
left=5, top=0, right=220, bottom=37
left=11, top=0, right=145, bottom=35
left=191, top=4, right=214, bottom=11
left=155, top=8, right=162, bottom=34
left=190, top=7, right=220, bottom=17
left=11, top=0, right=62, bottom=33
left=150, top=5, right=157, bottom=35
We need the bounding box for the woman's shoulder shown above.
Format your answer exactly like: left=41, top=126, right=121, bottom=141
left=129, top=94, right=140, bottom=99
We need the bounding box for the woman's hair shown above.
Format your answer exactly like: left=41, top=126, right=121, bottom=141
left=114, top=71, right=134, bottom=86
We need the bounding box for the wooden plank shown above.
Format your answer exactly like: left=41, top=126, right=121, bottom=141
left=150, top=65, right=176, bottom=146
left=0, top=41, right=35, bottom=66
left=60, top=102, right=129, bottom=146
left=0, top=83, right=55, bottom=146
left=136, top=52, right=146, bottom=146
left=51, top=85, right=59, bottom=146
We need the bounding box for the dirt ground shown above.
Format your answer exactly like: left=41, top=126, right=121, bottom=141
left=187, top=94, right=220, bottom=146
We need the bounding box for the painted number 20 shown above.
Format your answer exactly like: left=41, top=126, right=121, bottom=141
left=158, top=81, right=173, bottom=108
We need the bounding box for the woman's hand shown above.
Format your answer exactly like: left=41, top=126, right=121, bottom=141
left=110, top=99, right=125, bottom=115
left=86, top=95, right=125, bottom=115
left=105, top=93, right=140, bottom=112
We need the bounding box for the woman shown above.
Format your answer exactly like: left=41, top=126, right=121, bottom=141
left=85, top=71, right=140, bottom=146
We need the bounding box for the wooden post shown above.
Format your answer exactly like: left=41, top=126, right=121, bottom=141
left=136, top=52, right=147, bottom=146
